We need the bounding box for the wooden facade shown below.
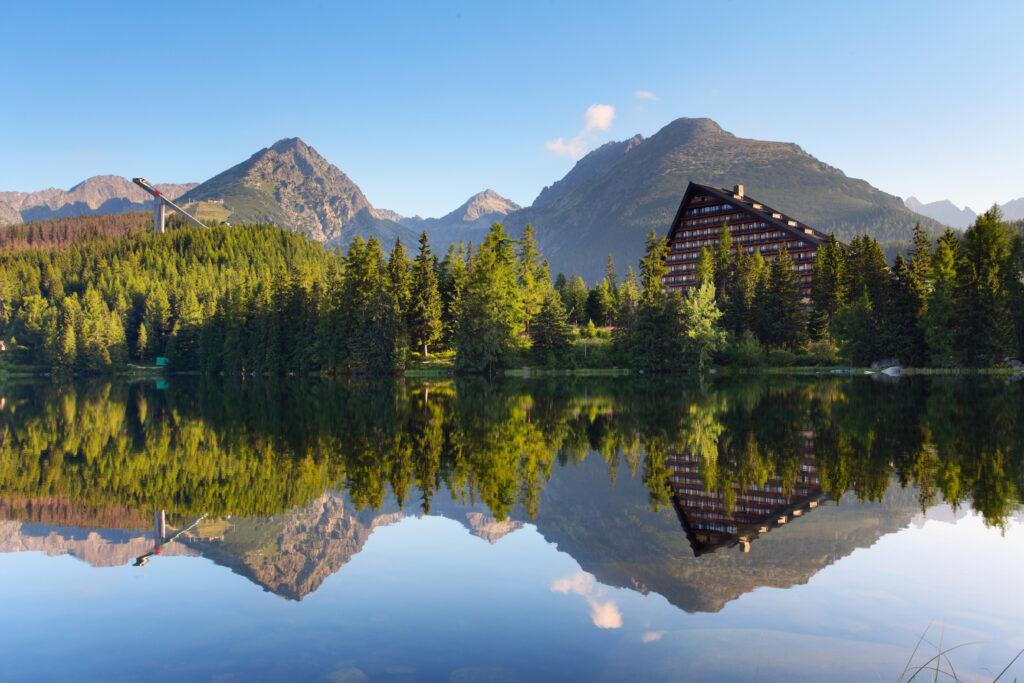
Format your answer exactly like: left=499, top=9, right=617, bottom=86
left=665, top=432, right=826, bottom=556
left=662, top=183, right=829, bottom=299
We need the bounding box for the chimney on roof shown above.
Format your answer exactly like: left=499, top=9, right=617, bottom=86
left=733, top=184, right=744, bottom=198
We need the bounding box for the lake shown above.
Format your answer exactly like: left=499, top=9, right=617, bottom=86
left=0, top=375, right=1021, bottom=682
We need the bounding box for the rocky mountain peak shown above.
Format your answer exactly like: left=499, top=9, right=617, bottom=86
left=455, top=190, right=521, bottom=222
left=179, top=138, right=414, bottom=246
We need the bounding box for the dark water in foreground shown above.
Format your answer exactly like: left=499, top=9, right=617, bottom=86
left=0, top=376, right=1021, bottom=682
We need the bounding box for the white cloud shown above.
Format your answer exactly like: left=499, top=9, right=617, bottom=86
left=641, top=630, right=665, bottom=643
left=550, top=571, right=622, bottom=629
left=583, top=104, right=616, bottom=131
left=546, top=104, right=616, bottom=160
left=635, top=90, right=658, bottom=100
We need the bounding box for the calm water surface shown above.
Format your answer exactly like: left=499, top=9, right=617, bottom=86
left=0, top=376, right=1021, bottom=682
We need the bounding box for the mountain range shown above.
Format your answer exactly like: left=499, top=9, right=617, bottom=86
left=4, top=117, right=1017, bottom=282
left=0, top=175, right=195, bottom=225
left=904, top=195, right=1024, bottom=229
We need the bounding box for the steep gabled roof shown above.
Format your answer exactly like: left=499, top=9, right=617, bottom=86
left=666, top=182, right=830, bottom=245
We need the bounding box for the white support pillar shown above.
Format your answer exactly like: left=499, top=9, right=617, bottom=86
left=154, top=199, right=166, bottom=235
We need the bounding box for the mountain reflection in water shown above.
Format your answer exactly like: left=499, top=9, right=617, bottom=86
left=0, top=375, right=1021, bottom=613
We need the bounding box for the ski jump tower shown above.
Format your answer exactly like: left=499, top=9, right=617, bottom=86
left=131, top=177, right=207, bottom=234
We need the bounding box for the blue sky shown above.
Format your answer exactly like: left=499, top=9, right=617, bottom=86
left=2, top=0, right=1021, bottom=217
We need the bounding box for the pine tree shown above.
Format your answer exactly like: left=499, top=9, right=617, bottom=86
left=694, top=247, right=715, bottom=289
left=628, top=231, right=679, bottom=371
left=713, top=222, right=733, bottom=303
left=560, top=276, right=589, bottom=326
left=679, top=281, right=726, bottom=372
left=585, top=279, right=616, bottom=326
left=439, top=242, right=469, bottom=349
left=883, top=254, right=925, bottom=365
left=834, top=290, right=876, bottom=366
left=922, top=237, right=957, bottom=366
left=516, top=224, right=548, bottom=335
left=613, top=266, right=641, bottom=358
left=908, top=223, right=933, bottom=297
left=953, top=206, right=1015, bottom=365
left=723, top=249, right=767, bottom=335
left=409, top=232, right=442, bottom=357
left=809, top=233, right=847, bottom=337
left=605, top=255, right=618, bottom=297
left=455, top=223, right=524, bottom=374
left=844, top=235, right=889, bottom=309
left=530, top=290, right=573, bottom=364
left=753, top=245, right=807, bottom=349
left=639, top=230, right=669, bottom=307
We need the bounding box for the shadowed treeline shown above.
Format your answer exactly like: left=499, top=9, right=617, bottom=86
left=0, top=376, right=1020, bottom=526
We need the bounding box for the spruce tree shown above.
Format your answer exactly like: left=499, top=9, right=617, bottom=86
left=530, top=290, right=573, bottom=364
left=516, top=224, right=548, bottom=335
left=454, top=223, right=524, bottom=374
left=753, top=245, right=807, bottom=349
left=679, top=281, right=725, bottom=372
left=560, top=276, right=589, bottom=326
left=605, top=255, right=618, bottom=297
left=409, top=232, right=442, bottom=357
left=439, top=242, right=469, bottom=349
left=953, top=206, right=1015, bottom=365
left=694, top=248, right=715, bottom=289
left=713, top=222, right=733, bottom=304
left=922, top=237, right=957, bottom=366
left=883, top=254, right=925, bottom=365
left=809, top=233, right=847, bottom=337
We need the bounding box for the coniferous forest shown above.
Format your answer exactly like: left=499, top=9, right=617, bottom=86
left=0, top=208, right=1022, bottom=375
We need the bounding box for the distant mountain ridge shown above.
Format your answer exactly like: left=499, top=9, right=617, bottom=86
left=904, top=195, right=1024, bottom=228
left=398, top=189, right=521, bottom=248
left=0, top=175, right=196, bottom=226
left=2, top=121, right=977, bottom=279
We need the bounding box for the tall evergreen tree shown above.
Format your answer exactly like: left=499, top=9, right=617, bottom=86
left=694, top=247, right=715, bottom=289
left=439, top=242, right=469, bottom=349
left=908, top=223, right=933, bottom=297
left=605, top=255, right=618, bottom=298
left=712, top=222, right=733, bottom=303
left=516, top=224, right=548, bottom=335
left=625, top=231, right=679, bottom=371
left=723, top=249, right=767, bottom=336
left=752, top=246, right=807, bottom=349
left=560, top=276, right=589, bottom=326
left=585, top=279, right=616, bottom=326
left=530, top=290, right=573, bottom=364
left=883, top=253, right=926, bottom=365
left=639, top=230, right=669, bottom=306
left=922, top=237, right=958, bottom=366
left=455, top=223, right=524, bottom=374
left=679, top=281, right=726, bottom=372
left=953, top=206, right=1016, bottom=365
left=809, top=233, right=847, bottom=337
left=409, top=232, right=442, bottom=357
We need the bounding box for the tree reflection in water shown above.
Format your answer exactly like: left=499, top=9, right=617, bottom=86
left=0, top=375, right=1020, bottom=528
